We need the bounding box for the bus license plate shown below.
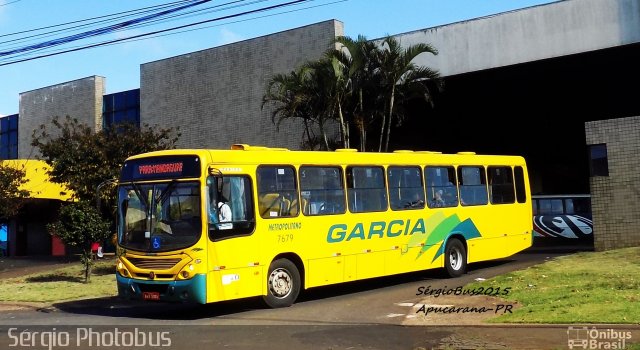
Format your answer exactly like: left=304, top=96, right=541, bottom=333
left=142, top=292, right=160, bottom=301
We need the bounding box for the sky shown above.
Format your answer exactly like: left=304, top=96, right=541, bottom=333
left=0, top=0, right=558, bottom=116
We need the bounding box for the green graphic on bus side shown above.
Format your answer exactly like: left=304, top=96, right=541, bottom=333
left=406, top=212, right=482, bottom=262
left=326, top=212, right=482, bottom=263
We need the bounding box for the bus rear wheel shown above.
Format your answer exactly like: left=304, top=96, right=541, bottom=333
left=263, top=258, right=300, bottom=308
left=444, top=238, right=467, bottom=278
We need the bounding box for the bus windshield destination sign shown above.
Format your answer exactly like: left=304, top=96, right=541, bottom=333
left=138, top=162, right=183, bottom=175
left=120, top=156, right=201, bottom=181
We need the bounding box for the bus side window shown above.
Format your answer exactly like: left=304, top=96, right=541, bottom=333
left=387, top=166, right=424, bottom=210
left=207, top=175, right=255, bottom=240
left=565, top=199, right=574, bottom=214
left=256, top=166, right=298, bottom=219
left=425, top=166, right=458, bottom=208
left=538, top=199, right=563, bottom=214
left=347, top=166, right=387, bottom=213
left=299, top=166, right=345, bottom=216
left=514, top=166, right=527, bottom=203
left=572, top=197, right=591, bottom=215
left=458, top=166, right=488, bottom=206
left=488, top=166, right=515, bottom=204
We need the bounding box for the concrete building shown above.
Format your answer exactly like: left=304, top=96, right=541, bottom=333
left=141, top=20, right=343, bottom=150
left=1, top=0, right=639, bottom=252
left=585, top=116, right=640, bottom=251
left=18, top=76, right=106, bottom=158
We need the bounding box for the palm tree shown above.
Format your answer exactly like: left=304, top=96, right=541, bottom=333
left=263, top=35, right=441, bottom=152
left=332, top=35, right=382, bottom=152
left=378, top=35, right=441, bottom=152
left=307, top=57, right=351, bottom=149
left=262, top=66, right=332, bottom=150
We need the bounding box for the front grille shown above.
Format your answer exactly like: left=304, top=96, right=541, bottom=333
left=135, top=273, right=174, bottom=279
left=127, top=257, right=181, bottom=270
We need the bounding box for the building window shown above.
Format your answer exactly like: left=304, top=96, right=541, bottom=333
left=103, top=89, right=140, bottom=129
left=588, top=144, right=609, bottom=177
left=0, top=114, right=18, bottom=159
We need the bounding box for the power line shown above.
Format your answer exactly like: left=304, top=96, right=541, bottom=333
left=0, top=0, right=213, bottom=57
left=0, top=0, right=317, bottom=66
left=0, top=0, right=246, bottom=49
left=0, top=0, right=193, bottom=38
left=9, top=0, right=347, bottom=59
left=1, top=0, right=263, bottom=58
left=0, top=0, right=22, bottom=7
left=96, top=0, right=348, bottom=48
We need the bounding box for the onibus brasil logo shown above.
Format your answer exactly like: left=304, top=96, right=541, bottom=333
left=567, top=326, right=632, bottom=349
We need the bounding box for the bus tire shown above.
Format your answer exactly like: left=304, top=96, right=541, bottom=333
left=444, top=238, right=467, bottom=277
left=263, top=258, right=301, bottom=308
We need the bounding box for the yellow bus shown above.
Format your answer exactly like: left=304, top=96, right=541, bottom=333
left=116, top=144, right=532, bottom=307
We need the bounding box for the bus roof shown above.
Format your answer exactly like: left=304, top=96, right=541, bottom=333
left=126, top=145, right=527, bottom=166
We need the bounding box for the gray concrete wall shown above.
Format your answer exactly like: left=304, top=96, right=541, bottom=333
left=140, top=20, right=343, bottom=150
left=585, top=116, right=640, bottom=251
left=18, top=76, right=105, bottom=158
left=395, top=0, right=640, bottom=77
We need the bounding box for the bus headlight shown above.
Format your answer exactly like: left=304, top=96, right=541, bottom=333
left=117, top=259, right=130, bottom=277
left=178, top=263, right=196, bottom=279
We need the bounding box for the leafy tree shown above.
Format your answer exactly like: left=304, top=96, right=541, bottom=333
left=377, top=35, right=441, bottom=152
left=0, top=162, right=29, bottom=220
left=332, top=35, right=383, bottom=151
left=305, top=56, right=354, bottom=149
left=264, top=34, right=441, bottom=152
left=263, top=63, right=343, bottom=150
left=263, top=66, right=326, bottom=149
left=31, top=116, right=180, bottom=219
left=47, top=201, right=110, bottom=282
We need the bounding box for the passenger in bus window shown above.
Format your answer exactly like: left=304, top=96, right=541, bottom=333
left=209, top=195, right=232, bottom=229
left=217, top=197, right=232, bottom=223
left=407, top=191, right=425, bottom=208
left=432, top=190, right=445, bottom=207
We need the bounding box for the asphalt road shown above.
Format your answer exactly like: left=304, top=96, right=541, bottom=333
left=3, top=251, right=616, bottom=349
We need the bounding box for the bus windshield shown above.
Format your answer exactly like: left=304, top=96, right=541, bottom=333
left=118, top=181, right=201, bottom=252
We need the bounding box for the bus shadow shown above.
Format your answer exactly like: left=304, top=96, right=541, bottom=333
left=53, top=296, right=267, bottom=320
left=52, top=258, right=516, bottom=320
left=297, top=259, right=514, bottom=303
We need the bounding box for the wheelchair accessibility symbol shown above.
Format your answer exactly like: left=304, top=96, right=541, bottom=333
left=152, top=236, right=161, bottom=249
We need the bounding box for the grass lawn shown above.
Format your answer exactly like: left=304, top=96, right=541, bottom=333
left=466, top=246, right=640, bottom=324
left=0, top=260, right=117, bottom=303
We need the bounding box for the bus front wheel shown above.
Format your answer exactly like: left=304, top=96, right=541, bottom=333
left=444, top=238, right=467, bottom=278
left=263, top=259, right=301, bottom=308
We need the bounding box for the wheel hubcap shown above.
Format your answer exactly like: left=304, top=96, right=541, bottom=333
left=450, top=248, right=462, bottom=270
left=268, top=268, right=292, bottom=298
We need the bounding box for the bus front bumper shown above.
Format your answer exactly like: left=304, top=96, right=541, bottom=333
left=117, top=273, right=206, bottom=304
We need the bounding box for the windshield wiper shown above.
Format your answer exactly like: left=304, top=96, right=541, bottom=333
left=127, top=181, right=149, bottom=211
left=157, top=179, right=178, bottom=206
